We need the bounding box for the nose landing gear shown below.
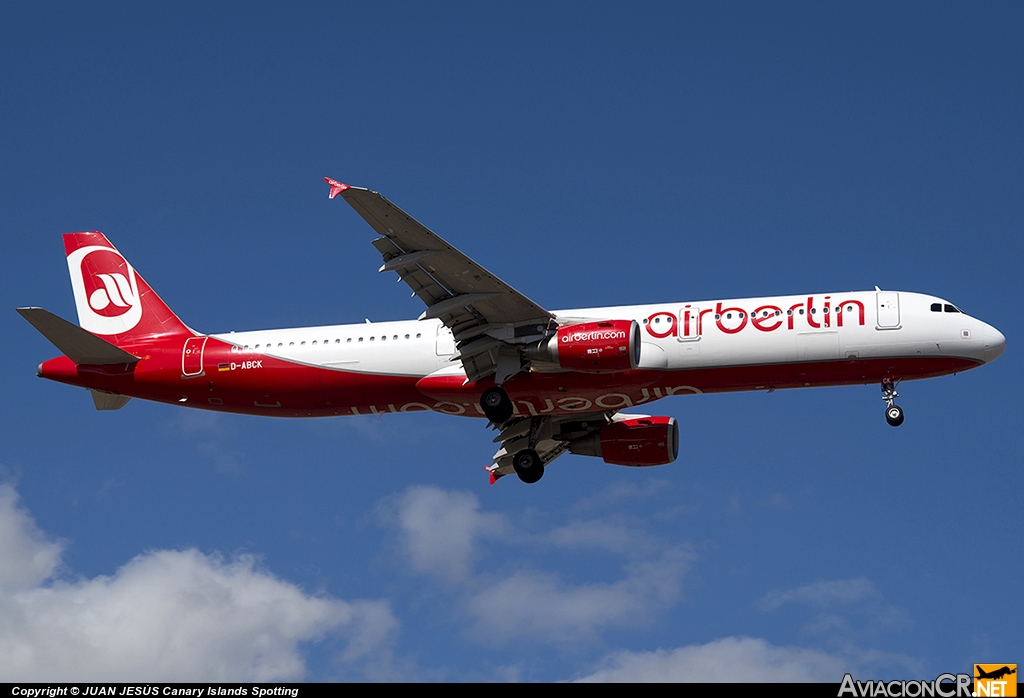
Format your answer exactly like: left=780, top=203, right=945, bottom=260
left=882, top=378, right=904, bottom=427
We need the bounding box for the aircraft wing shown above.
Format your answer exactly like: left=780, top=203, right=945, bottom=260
left=328, top=179, right=554, bottom=382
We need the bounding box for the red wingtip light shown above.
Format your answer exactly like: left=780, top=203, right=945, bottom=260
left=324, top=177, right=350, bottom=199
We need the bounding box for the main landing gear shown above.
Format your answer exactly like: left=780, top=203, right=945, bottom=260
left=491, top=411, right=546, bottom=484
left=512, top=448, right=544, bottom=484
left=481, top=386, right=513, bottom=424
left=881, top=378, right=904, bottom=427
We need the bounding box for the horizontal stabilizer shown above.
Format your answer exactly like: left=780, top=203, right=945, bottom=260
left=16, top=307, right=140, bottom=365
left=90, top=389, right=132, bottom=410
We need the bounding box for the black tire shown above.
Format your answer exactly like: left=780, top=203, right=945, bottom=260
left=513, top=449, right=544, bottom=484
left=885, top=405, right=904, bottom=427
left=480, top=386, right=513, bottom=423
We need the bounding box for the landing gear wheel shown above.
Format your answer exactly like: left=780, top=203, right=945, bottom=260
left=513, top=448, right=544, bottom=484
left=881, top=378, right=904, bottom=427
left=481, top=386, right=513, bottom=424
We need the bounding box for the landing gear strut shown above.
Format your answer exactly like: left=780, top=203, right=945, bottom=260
left=512, top=448, right=544, bottom=484
left=882, top=378, right=904, bottom=427
left=481, top=386, right=513, bottom=424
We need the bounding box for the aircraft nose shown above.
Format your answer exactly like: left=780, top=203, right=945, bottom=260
left=982, top=323, right=1006, bottom=362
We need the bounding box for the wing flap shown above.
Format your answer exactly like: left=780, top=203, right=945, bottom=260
left=17, top=307, right=140, bottom=365
left=487, top=413, right=615, bottom=481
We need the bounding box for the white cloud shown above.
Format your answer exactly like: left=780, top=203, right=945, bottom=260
left=546, top=518, right=657, bottom=556
left=757, top=577, right=912, bottom=650
left=466, top=547, right=692, bottom=644
left=575, top=636, right=848, bottom=682
left=380, top=485, right=507, bottom=582
left=0, top=484, right=64, bottom=591
left=0, top=483, right=398, bottom=682
left=570, top=480, right=667, bottom=512
left=760, top=578, right=880, bottom=611
left=378, top=487, right=902, bottom=675
left=382, top=486, right=694, bottom=646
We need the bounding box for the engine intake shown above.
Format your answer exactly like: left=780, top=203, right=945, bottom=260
left=568, top=416, right=679, bottom=467
left=526, top=320, right=640, bottom=373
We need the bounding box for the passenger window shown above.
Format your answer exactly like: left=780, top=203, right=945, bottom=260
left=301, top=341, right=306, bottom=346
left=405, top=334, right=410, bottom=339
left=931, top=303, right=942, bottom=312
left=799, top=309, right=805, bottom=315
left=347, top=338, right=352, bottom=343
left=416, top=333, right=422, bottom=338
left=393, top=335, right=398, bottom=340
left=359, top=338, right=363, bottom=342
left=289, top=342, right=294, bottom=347
left=312, top=341, right=317, bottom=345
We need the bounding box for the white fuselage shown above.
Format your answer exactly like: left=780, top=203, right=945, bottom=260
left=210, top=290, right=1005, bottom=379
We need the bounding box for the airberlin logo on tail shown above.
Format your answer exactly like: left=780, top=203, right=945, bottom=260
left=67, top=245, right=142, bottom=335
left=89, top=271, right=135, bottom=313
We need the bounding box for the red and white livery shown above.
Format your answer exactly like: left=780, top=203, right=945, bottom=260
left=18, top=179, right=1006, bottom=483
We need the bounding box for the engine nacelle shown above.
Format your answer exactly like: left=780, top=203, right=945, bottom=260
left=526, top=320, right=640, bottom=373
left=568, top=416, right=679, bottom=467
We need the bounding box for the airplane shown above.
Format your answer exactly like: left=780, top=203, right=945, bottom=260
left=17, top=178, right=1006, bottom=484
left=975, top=666, right=1016, bottom=681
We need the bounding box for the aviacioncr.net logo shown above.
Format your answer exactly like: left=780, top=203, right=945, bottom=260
left=67, top=245, right=142, bottom=336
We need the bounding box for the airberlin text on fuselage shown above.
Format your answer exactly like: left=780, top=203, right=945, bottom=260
left=645, top=296, right=867, bottom=339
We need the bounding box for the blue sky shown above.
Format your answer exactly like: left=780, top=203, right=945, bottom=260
left=1, top=2, right=1021, bottom=682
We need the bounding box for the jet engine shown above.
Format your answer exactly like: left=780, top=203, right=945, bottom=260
left=567, top=415, right=679, bottom=466
left=525, top=320, right=640, bottom=373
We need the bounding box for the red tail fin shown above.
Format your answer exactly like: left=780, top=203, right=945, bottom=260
left=64, top=232, right=193, bottom=347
